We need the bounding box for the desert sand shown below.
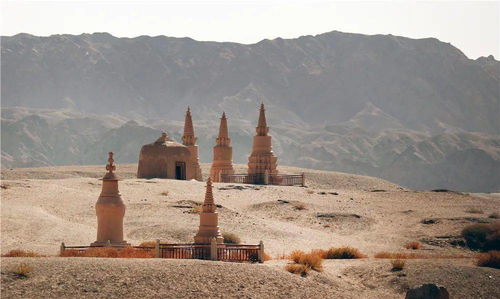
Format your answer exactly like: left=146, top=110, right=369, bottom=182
left=1, top=163, right=499, bottom=298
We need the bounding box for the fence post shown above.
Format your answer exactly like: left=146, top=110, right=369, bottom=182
left=218, top=170, right=222, bottom=183
left=60, top=242, right=65, bottom=255
left=155, top=239, right=160, bottom=258
left=258, top=240, right=264, bottom=263
left=210, top=238, right=218, bottom=261
left=264, top=170, right=269, bottom=185
left=301, top=172, right=305, bottom=187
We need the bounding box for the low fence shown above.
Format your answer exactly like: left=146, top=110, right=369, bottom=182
left=221, top=172, right=305, bottom=186
left=60, top=239, right=264, bottom=263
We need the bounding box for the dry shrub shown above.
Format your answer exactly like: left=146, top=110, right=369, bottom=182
left=298, top=252, right=323, bottom=272
left=405, top=241, right=422, bottom=250
left=293, top=203, right=307, bottom=211
left=160, top=191, right=169, bottom=196
left=462, top=222, right=500, bottom=251
left=222, top=233, right=241, bottom=244
left=9, top=263, right=32, bottom=278
left=306, top=190, right=315, bottom=194
left=2, top=249, right=45, bottom=257
left=391, top=259, right=405, bottom=271
left=138, top=241, right=156, bottom=248
left=289, top=250, right=306, bottom=263
left=325, top=246, right=366, bottom=259
left=60, top=247, right=154, bottom=258
left=489, top=212, right=499, bottom=219
left=118, top=246, right=155, bottom=258
left=263, top=252, right=272, bottom=261
left=286, top=263, right=310, bottom=277
left=466, top=207, right=484, bottom=214
left=477, top=251, right=500, bottom=269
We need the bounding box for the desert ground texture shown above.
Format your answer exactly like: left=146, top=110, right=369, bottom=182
left=1, top=163, right=499, bottom=298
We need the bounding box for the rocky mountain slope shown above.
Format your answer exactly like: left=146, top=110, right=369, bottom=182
left=1, top=31, right=499, bottom=191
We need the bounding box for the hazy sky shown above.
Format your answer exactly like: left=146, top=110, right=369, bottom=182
left=1, top=0, right=498, bottom=59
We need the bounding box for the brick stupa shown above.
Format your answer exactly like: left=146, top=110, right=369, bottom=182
left=182, top=107, right=203, bottom=181
left=210, top=112, right=235, bottom=182
left=194, top=177, right=224, bottom=244
left=248, top=103, right=278, bottom=177
left=91, top=152, right=129, bottom=247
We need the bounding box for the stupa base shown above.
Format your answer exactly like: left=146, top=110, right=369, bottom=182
left=90, top=240, right=130, bottom=248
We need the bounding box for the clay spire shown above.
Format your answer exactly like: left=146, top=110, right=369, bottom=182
left=181, top=107, right=202, bottom=180
left=194, top=177, right=224, bottom=244
left=256, top=103, right=269, bottom=136
left=182, top=107, right=196, bottom=146
left=216, top=112, right=230, bottom=146
left=210, top=112, right=235, bottom=181
left=91, top=152, right=129, bottom=247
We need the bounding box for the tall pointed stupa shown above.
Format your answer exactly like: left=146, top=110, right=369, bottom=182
left=91, top=152, right=129, bottom=247
left=210, top=112, right=235, bottom=182
left=248, top=103, right=278, bottom=179
left=182, top=107, right=202, bottom=181
left=194, top=177, right=224, bottom=244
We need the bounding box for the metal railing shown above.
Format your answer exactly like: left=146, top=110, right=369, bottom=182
left=221, top=172, right=305, bottom=186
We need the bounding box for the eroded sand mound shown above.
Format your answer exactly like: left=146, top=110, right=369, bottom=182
left=1, top=258, right=343, bottom=299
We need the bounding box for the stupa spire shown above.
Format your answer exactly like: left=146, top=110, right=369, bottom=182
left=216, top=112, right=230, bottom=146
left=182, top=106, right=196, bottom=146
left=256, top=103, right=269, bottom=136
left=202, top=177, right=216, bottom=213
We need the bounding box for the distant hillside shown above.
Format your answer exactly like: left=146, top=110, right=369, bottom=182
left=1, top=31, right=499, bottom=192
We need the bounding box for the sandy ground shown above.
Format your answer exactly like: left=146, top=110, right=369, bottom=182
left=1, top=163, right=499, bottom=298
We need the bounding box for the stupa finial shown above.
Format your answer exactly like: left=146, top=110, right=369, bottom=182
left=103, top=152, right=118, bottom=180
left=256, top=103, right=269, bottom=136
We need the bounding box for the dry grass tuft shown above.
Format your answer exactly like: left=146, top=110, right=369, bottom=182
left=60, top=247, right=154, bottom=258
left=306, top=190, right=315, bottom=194
left=404, top=241, right=422, bottom=250
left=160, top=191, right=169, bottom=196
left=286, top=250, right=324, bottom=276
left=2, top=249, right=45, bottom=257
left=9, top=263, right=32, bottom=278
left=292, top=203, right=307, bottom=211
left=289, top=250, right=306, bottom=263
left=391, top=259, right=405, bottom=271
left=477, top=251, right=500, bottom=269
left=465, top=207, right=484, bottom=214
left=263, top=252, right=273, bottom=261
left=222, top=232, right=241, bottom=244
left=298, top=252, right=323, bottom=272
left=286, top=263, right=311, bottom=277
left=325, top=246, right=366, bottom=259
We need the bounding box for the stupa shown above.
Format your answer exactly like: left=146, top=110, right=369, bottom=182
left=91, top=152, right=129, bottom=247
left=210, top=112, right=235, bottom=182
left=247, top=103, right=278, bottom=179
left=194, top=177, right=224, bottom=244
left=137, top=132, right=196, bottom=180
left=182, top=107, right=203, bottom=181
